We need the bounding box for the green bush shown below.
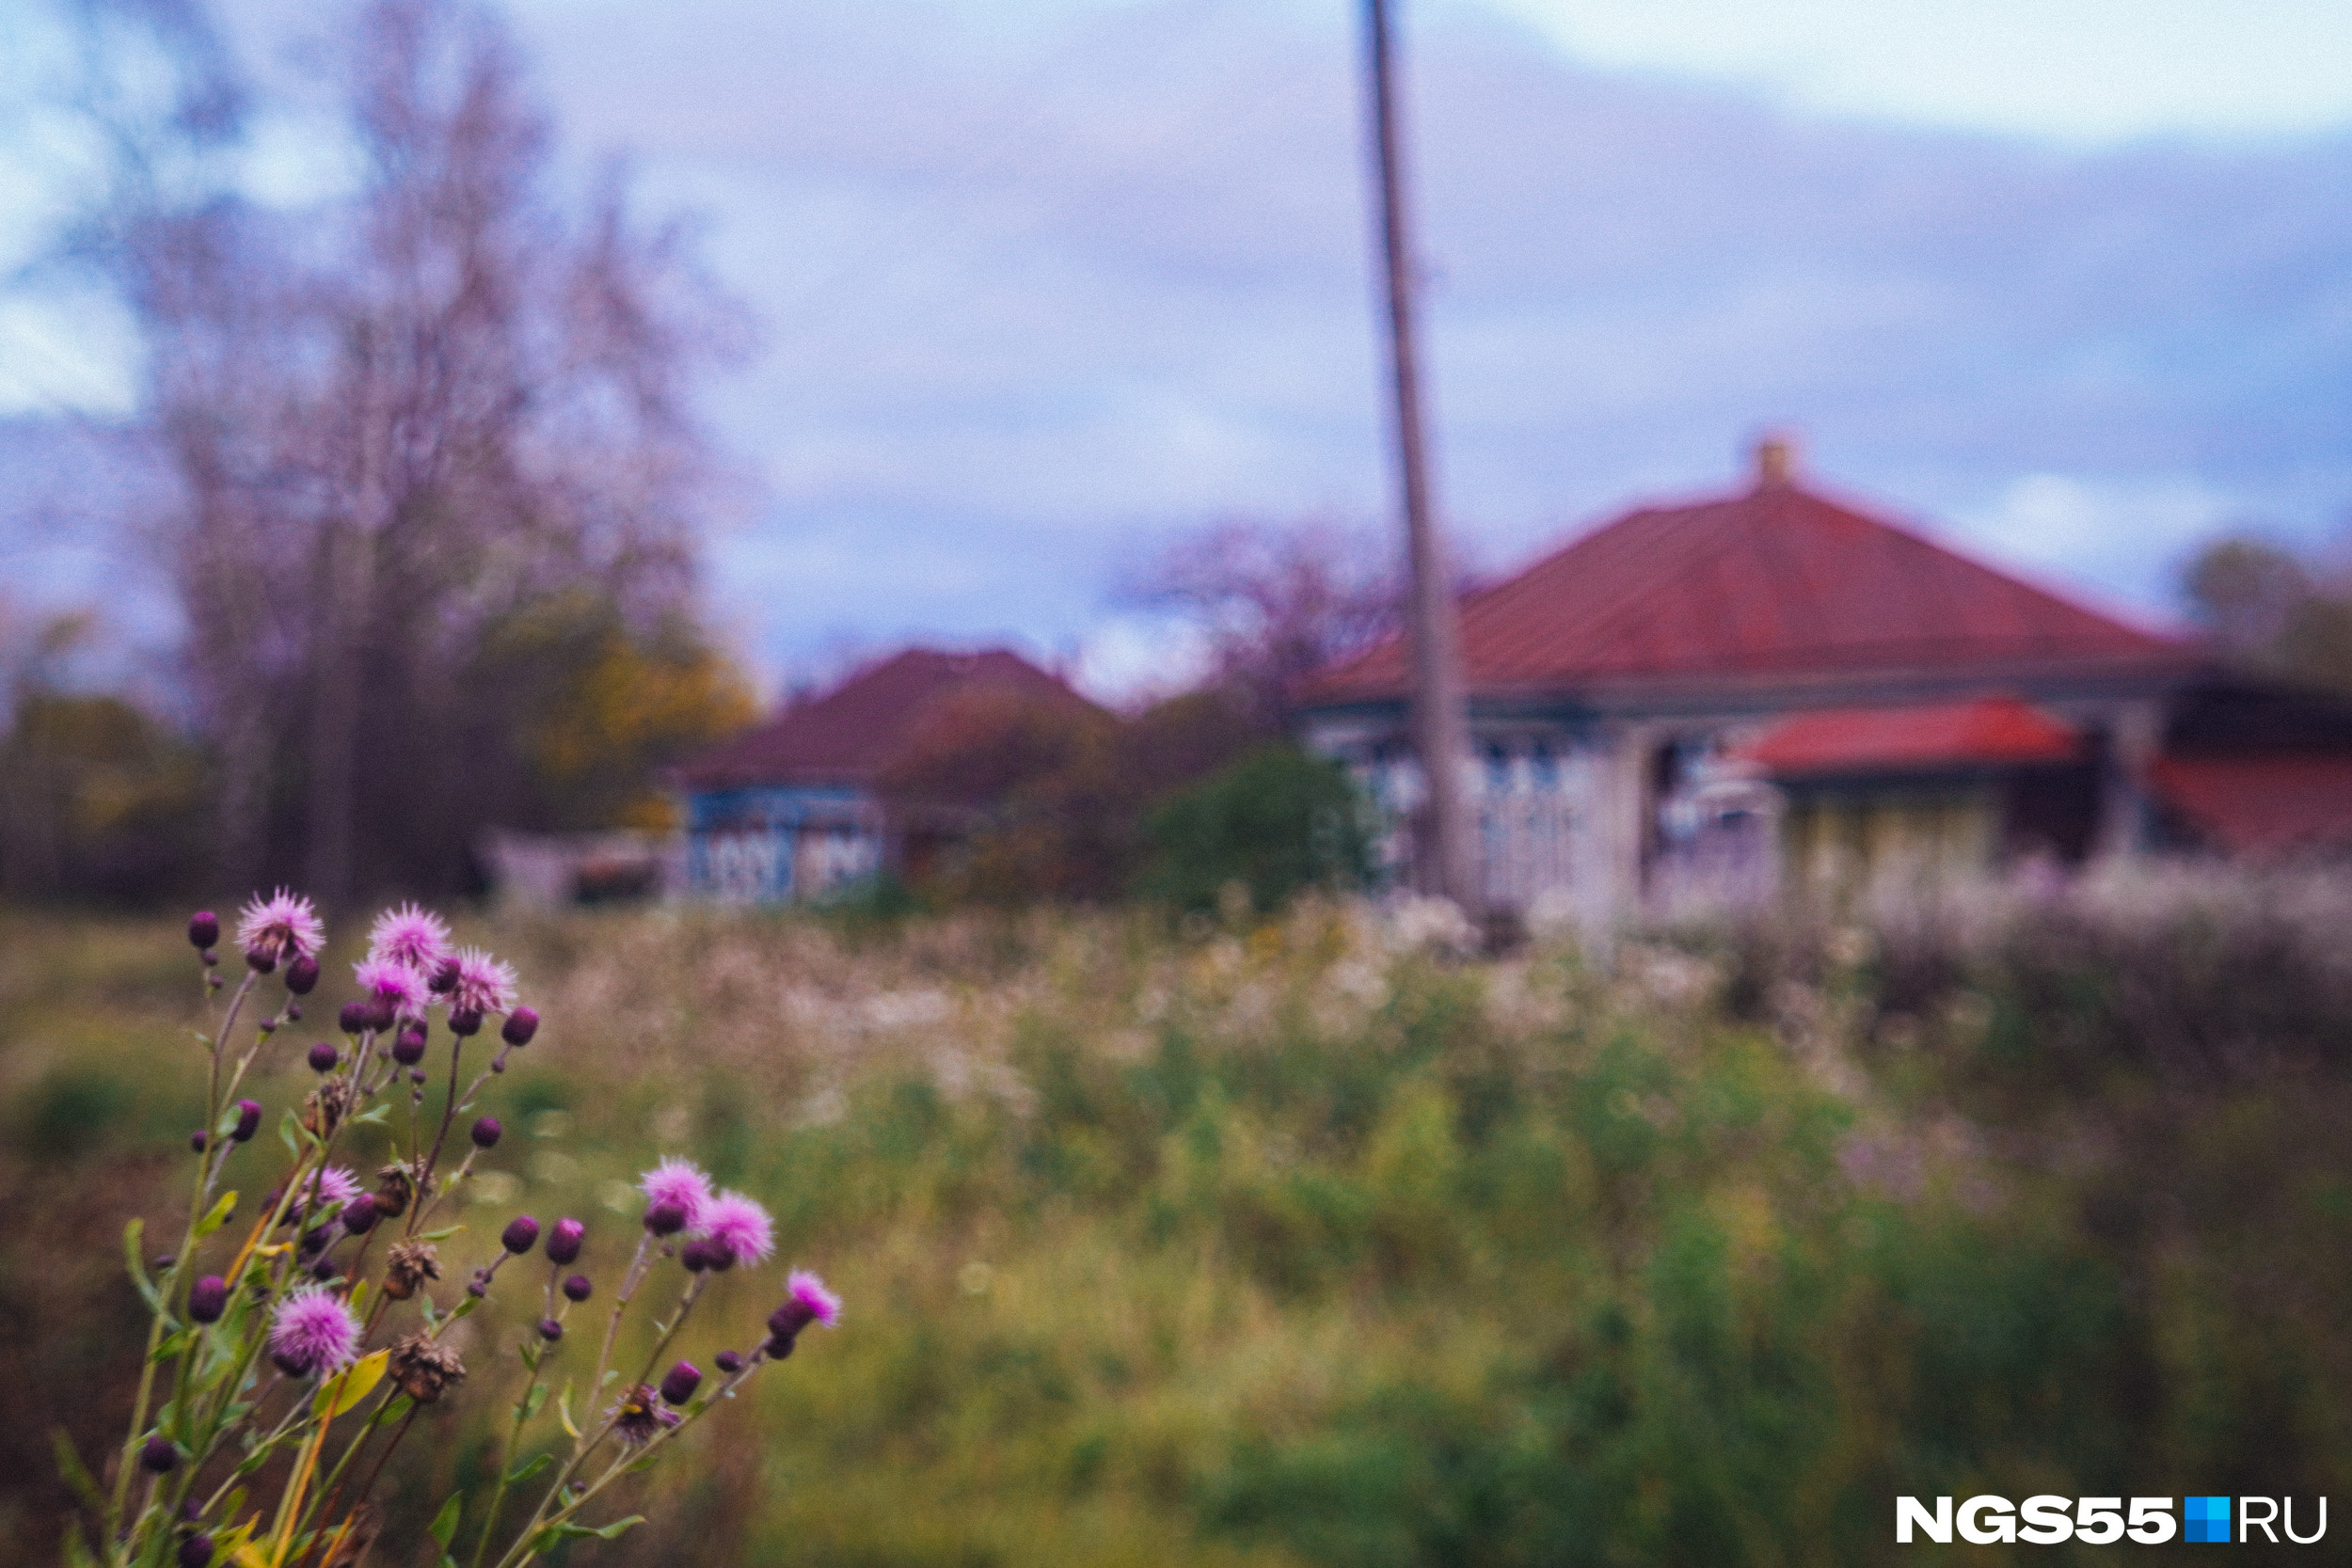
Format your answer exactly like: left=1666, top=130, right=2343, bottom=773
left=1140, top=743, right=1375, bottom=913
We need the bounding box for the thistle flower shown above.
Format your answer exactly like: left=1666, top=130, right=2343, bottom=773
left=606, top=1384, right=680, bottom=1447
left=389, top=1332, right=465, bottom=1403
left=237, top=890, right=323, bottom=969
left=289, top=1165, right=362, bottom=1218
left=268, top=1286, right=361, bottom=1376
left=447, top=947, right=517, bottom=1019
left=545, top=1216, right=585, bottom=1265
left=382, top=1240, right=440, bottom=1301
left=659, top=1360, right=702, bottom=1405
left=188, top=1275, right=230, bottom=1323
left=768, top=1270, right=843, bottom=1343
left=702, top=1191, right=774, bottom=1268
left=367, top=903, right=452, bottom=974
left=352, top=957, right=430, bottom=1027
left=640, top=1158, right=713, bottom=1234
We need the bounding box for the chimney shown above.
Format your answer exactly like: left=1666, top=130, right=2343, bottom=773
left=1753, top=433, right=1796, bottom=489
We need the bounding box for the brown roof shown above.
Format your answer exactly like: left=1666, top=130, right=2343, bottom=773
left=1302, top=469, right=2189, bottom=706
left=675, top=647, right=1091, bottom=791
left=2151, top=755, right=2352, bottom=855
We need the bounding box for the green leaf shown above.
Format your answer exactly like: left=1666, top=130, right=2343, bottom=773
left=50, top=1429, right=106, bottom=1516
left=349, top=1103, right=392, bottom=1126
left=420, top=1225, right=466, bottom=1242
left=594, top=1515, right=646, bottom=1540
left=557, top=1385, right=580, bottom=1439
left=504, top=1450, right=554, bottom=1487
left=428, top=1494, right=463, bottom=1549
left=523, top=1383, right=548, bottom=1420
left=310, top=1349, right=389, bottom=1419
left=123, top=1219, right=162, bottom=1309
left=61, top=1522, right=102, bottom=1568
left=195, top=1190, right=239, bottom=1240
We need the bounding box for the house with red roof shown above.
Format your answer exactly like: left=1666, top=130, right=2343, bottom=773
left=1296, top=440, right=2352, bottom=924
left=672, top=647, right=1091, bottom=901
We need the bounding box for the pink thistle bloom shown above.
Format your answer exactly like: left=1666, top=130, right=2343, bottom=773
left=640, top=1158, right=714, bottom=1231
left=353, top=957, right=430, bottom=1021
left=703, top=1190, right=774, bottom=1267
left=237, top=890, right=324, bottom=966
left=269, top=1286, right=362, bottom=1375
left=290, top=1164, right=362, bottom=1217
left=446, top=947, right=517, bottom=1018
left=366, top=904, right=452, bottom=974
left=787, top=1269, right=842, bottom=1328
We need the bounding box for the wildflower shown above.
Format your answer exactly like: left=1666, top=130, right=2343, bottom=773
left=352, top=957, right=429, bottom=1029
left=702, top=1191, right=774, bottom=1268
left=640, top=1158, right=713, bottom=1234
left=391, top=1022, right=428, bottom=1065
left=307, top=1040, right=340, bottom=1073
left=606, top=1384, right=680, bottom=1447
left=447, top=948, right=517, bottom=1020
left=341, top=1193, right=379, bottom=1234
left=284, top=954, right=321, bottom=995
left=545, top=1217, right=584, bottom=1264
left=187, top=911, right=218, bottom=949
left=367, top=904, right=452, bottom=974
left=388, top=1332, right=465, bottom=1403
left=268, top=1286, right=361, bottom=1376
left=139, top=1434, right=180, bottom=1472
left=289, top=1165, right=362, bottom=1219
left=659, top=1360, right=702, bottom=1405
left=501, top=1214, right=540, bottom=1254
left=501, top=1006, right=540, bottom=1046
left=537, top=1317, right=564, bottom=1341
left=470, top=1117, right=502, bottom=1148
left=188, top=1275, right=230, bottom=1323
left=714, top=1350, right=743, bottom=1375
left=563, top=1273, right=592, bottom=1302
left=231, top=1100, right=262, bottom=1142
left=382, top=1241, right=440, bottom=1301
left=237, top=890, right=323, bottom=970
left=768, top=1270, right=843, bottom=1347
left=180, top=1534, right=215, bottom=1568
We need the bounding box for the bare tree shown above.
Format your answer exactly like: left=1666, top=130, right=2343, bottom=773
left=66, top=0, right=740, bottom=899
left=1129, top=515, right=1401, bottom=727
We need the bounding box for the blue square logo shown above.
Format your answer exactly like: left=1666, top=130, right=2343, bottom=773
left=2185, top=1496, right=2233, bottom=1544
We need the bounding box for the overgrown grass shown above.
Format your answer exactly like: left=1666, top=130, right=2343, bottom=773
left=8, top=870, right=2352, bottom=1564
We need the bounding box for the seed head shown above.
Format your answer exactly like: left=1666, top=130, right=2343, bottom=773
left=389, top=1332, right=465, bottom=1403
left=285, top=954, right=321, bottom=995
left=659, top=1360, right=702, bottom=1406
left=382, top=1240, right=440, bottom=1301
left=470, top=1116, right=502, bottom=1148
left=562, top=1273, right=592, bottom=1302
left=501, top=1214, right=539, bottom=1254
left=188, top=911, right=218, bottom=949
left=189, top=1275, right=230, bottom=1323
left=501, top=1006, right=540, bottom=1046
left=232, top=1100, right=262, bottom=1142
left=546, top=1217, right=584, bottom=1265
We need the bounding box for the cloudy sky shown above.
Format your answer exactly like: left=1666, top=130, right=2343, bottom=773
left=6, top=0, right=2351, bottom=698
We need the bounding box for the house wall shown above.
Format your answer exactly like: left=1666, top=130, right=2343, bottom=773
left=683, top=784, right=882, bottom=903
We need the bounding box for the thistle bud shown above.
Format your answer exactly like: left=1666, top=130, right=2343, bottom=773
left=180, top=1534, right=215, bottom=1568
left=562, top=1273, right=592, bottom=1302
left=715, top=1349, right=743, bottom=1375
left=364, top=999, right=396, bottom=1034
left=310, top=1257, right=341, bottom=1282
left=391, top=1022, right=428, bottom=1066
left=338, top=1002, right=370, bottom=1036
left=659, top=1361, right=701, bottom=1406
left=537, top=1317, right=564, bottom=1342
left=470, top=1116, right=502, bottom=1148
left=190, top=1129, right=209, bottom=1153
left=644, top=1200, right=688, bottom=1237
left=139, top=1434, right=179, bottom=1472
left=449, top=1008, right=483, bottom=1037
left=285, top=955, right=320, bottom=995
left=246, top=949, right=277, bottom=974
left=502, top=1006, right=540, bottom=1046
left=341, top=1193, right=379, bottom=1235
left=545, top=1217, right=585, bottom=1265
left=501, top=1214, right=539, bottom=1254
left=189, top=1275, right=230, bottom=1323
left=232, top=1100, right=262, bottom=1142
left=307, top=1040, right=339, bottom=1073
left=188, top=911, right=218, bottom=949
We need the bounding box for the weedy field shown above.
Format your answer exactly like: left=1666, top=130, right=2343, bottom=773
left=8, top=870, right=2352, bottom=1566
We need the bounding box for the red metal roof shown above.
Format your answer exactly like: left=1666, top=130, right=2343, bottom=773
left=1736, top=694, right=2082, bottom=778
left=1303, top=473, right=2185, bottom=705
left=2150, top=755, right=2352, bottom=855
left=674, top=647, right=1092, bottom=790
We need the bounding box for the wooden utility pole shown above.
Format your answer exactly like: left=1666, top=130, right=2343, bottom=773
left=1361, top=0, right=1475, bottom=907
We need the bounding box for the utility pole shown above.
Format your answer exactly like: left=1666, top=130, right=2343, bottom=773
left=1361, top=0, right=1475, bottom=908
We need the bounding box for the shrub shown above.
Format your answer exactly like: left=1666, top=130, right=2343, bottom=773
left=1140, top=744, right=1375, bottom=913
